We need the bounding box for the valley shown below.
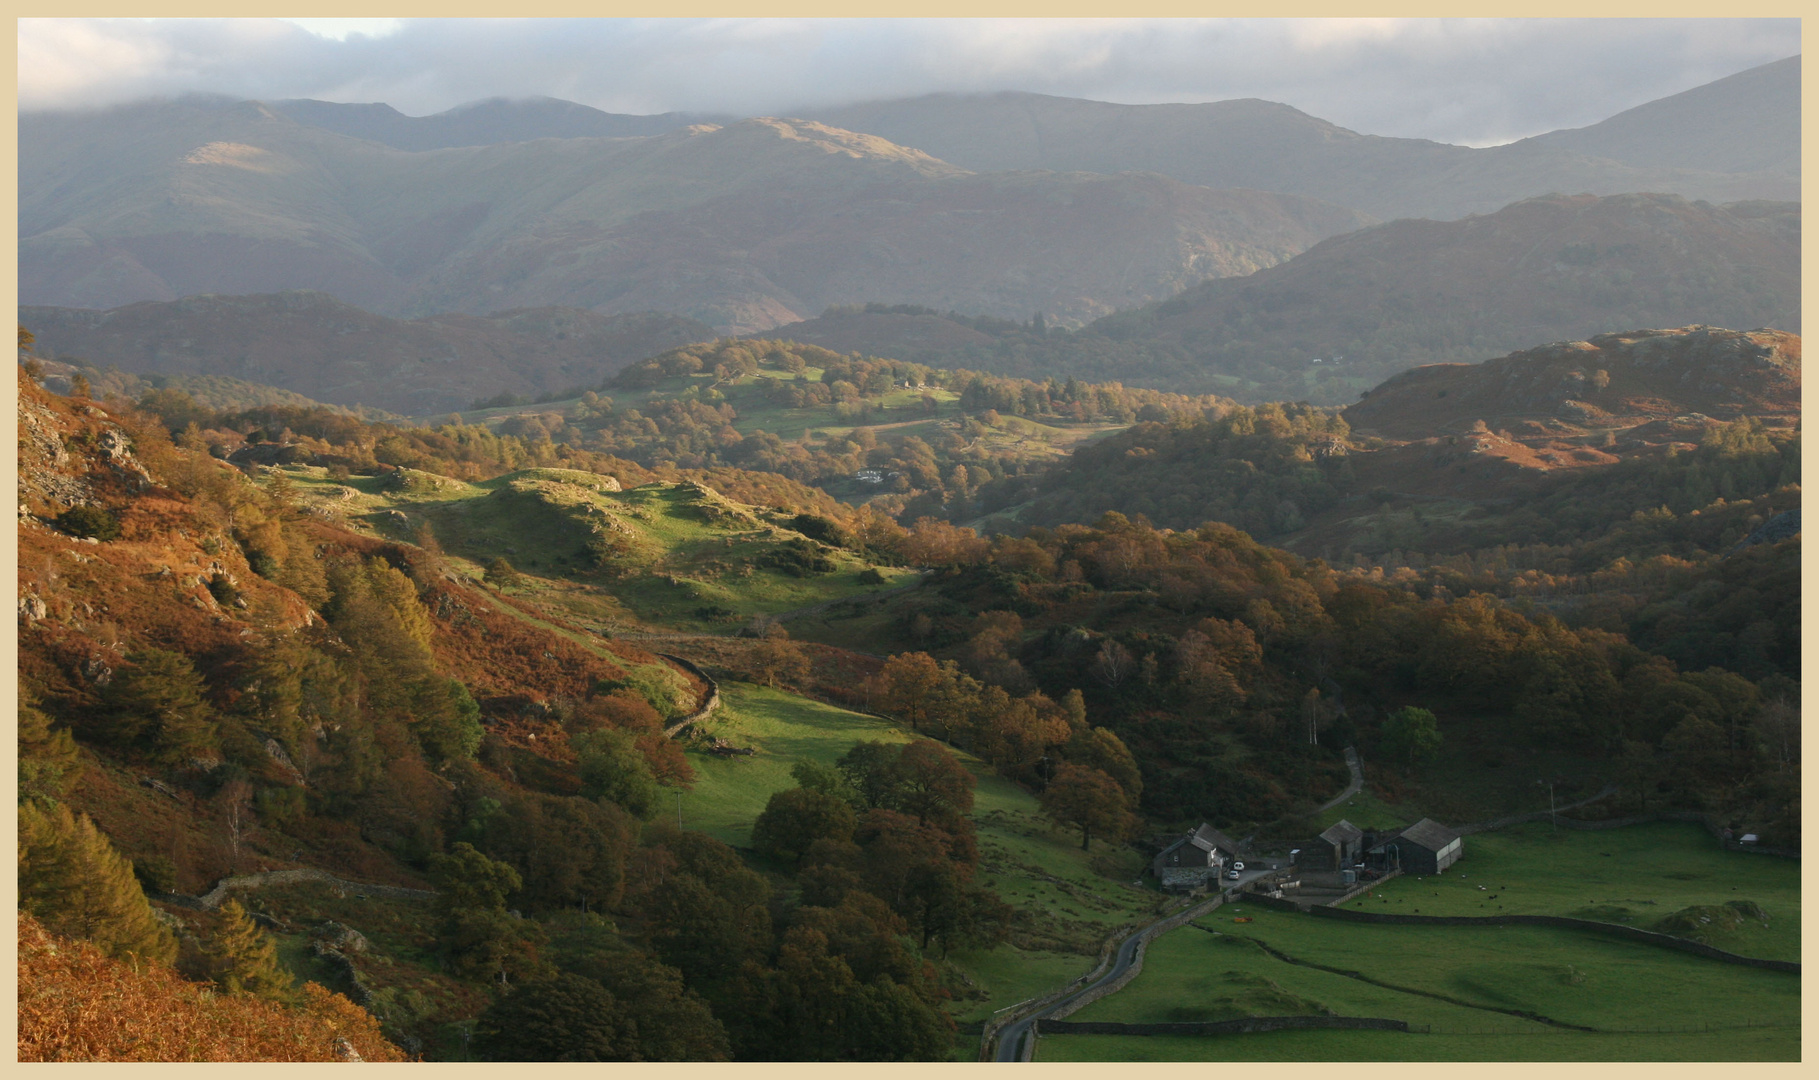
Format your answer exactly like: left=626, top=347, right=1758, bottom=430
left=16, top=35, right=1800, bottom=1066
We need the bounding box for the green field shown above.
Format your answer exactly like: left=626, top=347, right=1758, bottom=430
left=1034, top=822, right=1800, bottom=1061
left=1038, top=1026, right=1797, bottom=1062
left=676, top=681, right=1160, bottom=1029
left=1361, top=821, right=1799, bottom=961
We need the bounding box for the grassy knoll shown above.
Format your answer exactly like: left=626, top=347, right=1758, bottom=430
left=1039, top=883, right=1798, bottom=1060
left=676, top=683, right=916, bottom=842
left=1358, top=821, right=1799, bottom=961
left=284, top=461, right=914, bottom=630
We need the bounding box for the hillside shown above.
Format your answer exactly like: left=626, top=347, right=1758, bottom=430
left=19, top=102, right=1370, bottom=332
left=1008, top=325, right=1798, bottom=537
left=20, top=293, right=717, bottom=415
left=807, top=58, right=1798, bottom=221
left=1343, top=325, right=1801, bottom=440
left=1518, top=55, right=1799, bottom=176
left=14, top=360, right=1180, bottom=1060
left=797, top=193, right=1797, bottom=405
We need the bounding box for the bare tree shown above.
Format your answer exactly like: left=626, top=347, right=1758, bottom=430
left=218, top=779, right=255, bottom=865
left=1090, top=641, right=1135, bottom=689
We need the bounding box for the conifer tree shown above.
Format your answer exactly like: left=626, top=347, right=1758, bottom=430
left=19, top=689, right=80, bottom=799
left=98, top=648, right=218, bottom=764
left=17, top=801, right=177, bottom=965
left=205, top=899, right=297, bottom=1001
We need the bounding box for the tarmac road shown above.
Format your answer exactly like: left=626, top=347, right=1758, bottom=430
left=993, top=895, right=1224, bottom=1062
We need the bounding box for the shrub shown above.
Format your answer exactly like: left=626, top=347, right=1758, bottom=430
left=56, top=505, right=121, bottom=541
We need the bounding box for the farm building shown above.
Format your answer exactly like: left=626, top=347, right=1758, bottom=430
left=1296, top=819, right=1364, bottom=871
left=1151, top=823, right=1243, bottom=891
left=1366, top=818, right=1463, bottom=875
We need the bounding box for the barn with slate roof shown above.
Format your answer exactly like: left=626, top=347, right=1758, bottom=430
left=1367, top=818, right=1463, bottom=875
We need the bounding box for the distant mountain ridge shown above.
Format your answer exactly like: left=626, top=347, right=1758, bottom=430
left=806, top=56, right=1798, bottom=220
left=19, top=292, right=718, bottom=415
left=272, top=96, right=732, bottom=150
left=19, top=103, right=1371, bottom=332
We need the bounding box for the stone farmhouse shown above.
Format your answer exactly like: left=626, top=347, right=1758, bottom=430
left=1151, top=823, right=1244, bottom=891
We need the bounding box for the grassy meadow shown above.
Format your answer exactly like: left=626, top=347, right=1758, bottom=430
left=1034, top=822, right=1800, bottom=1061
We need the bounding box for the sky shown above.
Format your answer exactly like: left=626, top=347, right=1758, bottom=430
left=16, top=17, right=1801, bottom=146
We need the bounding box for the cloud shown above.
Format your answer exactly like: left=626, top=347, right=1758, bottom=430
left=16, top=17, right=1800, bottom=145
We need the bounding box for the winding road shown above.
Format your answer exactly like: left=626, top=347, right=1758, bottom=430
left=992, top=895, right=1223, bottom=1062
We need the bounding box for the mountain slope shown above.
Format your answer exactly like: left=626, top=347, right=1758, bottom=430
left=1518, top=55, right=1799, bottom=176
left=761, top=193, right=1799, bottom=404
left=1124, top=192, right=1800, bottom=399
left=20, top=293, right=717, bottom=415
left=807, top=59, right=1799, bottom=221
left=19, top=101, right=1370, bottom=332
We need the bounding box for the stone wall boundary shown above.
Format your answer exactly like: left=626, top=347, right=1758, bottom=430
left=1037, top=1016, right=1409, bottom=1037
left=1459, top=804, right=1797, bottom=859
left=153, top=868, right=434, bottom=911
left=1303, top=906, right=1798, bottom=973
left=659, top=652, right=721, bottom=737
left=977, top=921, right=1136, bottom=1060
left=1045, top=894, right=1225, bottom=1022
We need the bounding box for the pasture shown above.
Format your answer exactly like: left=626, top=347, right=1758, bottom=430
left=1036, top=822, right=1801, bottom=1061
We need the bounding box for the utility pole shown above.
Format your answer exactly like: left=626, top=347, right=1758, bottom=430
left=1538, top=779, right=1556, bottom=830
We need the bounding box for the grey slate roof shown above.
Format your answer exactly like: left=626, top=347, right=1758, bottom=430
left=1192, top=824, right=1242, bottom=856
left=1319, top=819, right=1364, bottom=846
left=1395, top=818, right=1461, bottom=852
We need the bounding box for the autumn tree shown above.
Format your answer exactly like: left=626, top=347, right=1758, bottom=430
left=1064, top=725, right=1143, bottom=800
left=877, top=652, right=943, bottom=733
left=891, top=739, right=975, bottom=828
left=1039, top=763, right=1137, bottom=851
left=749, top=629, right=811, bottom=689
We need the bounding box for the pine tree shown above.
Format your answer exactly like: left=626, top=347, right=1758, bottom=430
left=205, top=899, right=297, bottom=1001
left=17, top=801, right=177, bottom=965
